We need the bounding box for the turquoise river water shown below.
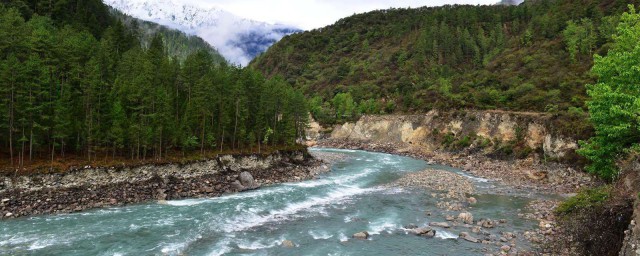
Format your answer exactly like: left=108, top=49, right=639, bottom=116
left=0, top=148, right=539, bottom=255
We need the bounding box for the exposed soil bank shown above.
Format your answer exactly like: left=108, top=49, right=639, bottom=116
left=0, top=149, right=330, bottom=219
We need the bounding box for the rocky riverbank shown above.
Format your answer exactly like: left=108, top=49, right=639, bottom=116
left=316, top=139, right=596, bottom=255
left=0, top=149, right=332, bottom=219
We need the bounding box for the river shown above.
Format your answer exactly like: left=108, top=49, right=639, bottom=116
left=0, top=148, right=539, bottom=255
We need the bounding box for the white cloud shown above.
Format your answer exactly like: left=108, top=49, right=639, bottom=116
left=180, top=0, right=502, bottom=30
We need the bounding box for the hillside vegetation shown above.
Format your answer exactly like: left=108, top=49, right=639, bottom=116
left=251, top=0, right=638, bottom=132
left=110, top=9, right=226, bottom=63
left=0, top=0, right=307, bottom=173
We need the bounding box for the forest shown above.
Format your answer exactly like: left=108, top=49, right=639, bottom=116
left=0, top=0, right=308, bottom=173
left=251, top=0, right=639, bottom=132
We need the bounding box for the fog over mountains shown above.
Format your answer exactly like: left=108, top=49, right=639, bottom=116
left=104, top=0, right=300, bottom=65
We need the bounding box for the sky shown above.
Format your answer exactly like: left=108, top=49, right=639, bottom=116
left=180, top=0, right=503, bottom=30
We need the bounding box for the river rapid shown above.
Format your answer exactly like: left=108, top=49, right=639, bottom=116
left=0, top=148, right=539, bottom=255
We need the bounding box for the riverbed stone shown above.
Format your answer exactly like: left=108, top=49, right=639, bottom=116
left=281, top=240, right=295, bottom=248
left=458, top=212, right=474, bottom=224
left=352, top=231, right=369, bottom=239
left=409, top=226, right=436, bottom=238
left=459, top=232, right=479, bottom=243
left=430, top=222, right=451, bottom=228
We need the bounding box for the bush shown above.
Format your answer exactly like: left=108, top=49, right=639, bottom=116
left=556, top=186, right=610, bottom=214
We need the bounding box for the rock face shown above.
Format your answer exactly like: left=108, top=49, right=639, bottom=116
left=620, top=157, right=640, bottom=256
left=0, top=149, right=318, bottom=219
left=328, top=111, right=578, bottom=160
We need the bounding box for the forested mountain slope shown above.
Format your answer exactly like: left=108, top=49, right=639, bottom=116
left=0, top=0, right=307, bottom=173
left=251, top=0, right=639, bottom=127
left=110, top=9, right=226, bottom=63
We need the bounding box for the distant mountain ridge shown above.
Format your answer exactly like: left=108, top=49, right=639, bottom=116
left=109, top=8, right=225, bottom=63
left=104, top=0, right=301, bottom=65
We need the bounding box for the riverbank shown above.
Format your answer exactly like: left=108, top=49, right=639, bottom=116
left=316, top=139, right=595, bottom=255
left=0, top=149, right=336, bottom=219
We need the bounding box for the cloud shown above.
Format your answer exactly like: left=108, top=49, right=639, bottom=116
left=182, top=0, right=502, bottom=30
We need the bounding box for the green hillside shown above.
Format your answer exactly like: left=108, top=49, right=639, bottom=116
left=251, top=0, right=638, bottom=129
left=110, top=9, right=226, bottom=63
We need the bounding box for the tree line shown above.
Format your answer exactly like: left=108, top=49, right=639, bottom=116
left=0, top=3, right=308, bottom=169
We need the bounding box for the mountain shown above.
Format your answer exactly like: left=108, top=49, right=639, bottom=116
left=104, top=0, right=301, bottom=66
left=250, top=0, right=638, bottom=130
left=110, top=8, right=225, bottom=63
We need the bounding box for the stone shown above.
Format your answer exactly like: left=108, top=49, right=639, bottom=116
left=409, top=226, right=436, bottom=238
left=478, top=219, right=495, bottom=228
left=445, top=215, right=455, bottom=221
left=1, top=198, right=9, bottom=203
left=281, top=240, right=295, bottom=248
left=501, top=245, right=511, bottom=252
left=230, top=180, right=245, bottom=191
left=239, top=171, right=255, bottom=188
left=430, top=222, right=451, bottom=228
left=471, top=226, right=481, bottom=233
left=403, top=223, right=418, bottom=229
left=458, top=212, right=474, bottom=224
left=459, top=232, right=479, bottom=243
left=5, top=212, right=13, bottom=217
left=352, top=231, right=369, bottom=240
left=109, top=198, right=117, bottom=205
left=467, top=197, right=477, bottom=204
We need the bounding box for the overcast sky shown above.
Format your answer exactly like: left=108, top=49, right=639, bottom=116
left=180, top=0, right=502, bottom=30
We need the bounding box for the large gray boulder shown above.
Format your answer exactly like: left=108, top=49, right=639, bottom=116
left=239, top=171, right=256, bottom=188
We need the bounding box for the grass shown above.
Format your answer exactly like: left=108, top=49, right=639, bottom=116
left=556, top=185, right=611, bottom=215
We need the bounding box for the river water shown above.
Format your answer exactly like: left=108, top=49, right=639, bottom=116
left=0, top=148, right=538, bottom=255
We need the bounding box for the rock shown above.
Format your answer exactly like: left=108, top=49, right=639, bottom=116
left=430, top=222, right=451, bottom=228
left=352, top=231, right=369, bottom=240
left=409, top=226, right=436, bottom=238
left=467, top=197, right=477, bottom=204
left=230, top=180, right=245, bottom=191
left=477, top=219, right=496, bottom=228
left=239, top=171, right=255, bottom=188
left=458, top=212, right=474, bottom=224
left=501, top=245, right=511, bottom=252
left=109, top=198, right=117, bottom=205
left=445, top=215, right=455, bottom=221
left=5, top=212, right=13, bottom=217
left=471, top=226, right=481, bottom=233
left=459, top=232, right=479, bottom=243
left=500, top=237, right=508, bottom=242
left=1, top=198, right=9, bottom=203
left=281, top=240, right=295, bottom=248
left=403, top=223, right=418, bottom=229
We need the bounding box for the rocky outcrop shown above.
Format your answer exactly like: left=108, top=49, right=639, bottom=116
left=0, top=149, right=320, bottom=219
left=312, top=111, right=578, bottom=159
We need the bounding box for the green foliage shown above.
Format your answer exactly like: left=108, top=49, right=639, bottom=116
left=251, top=0, right=639, bottom=129
left=0, top=2, right=307, bottom=166
left=556, top=185, right=611, bottom=214
left=578, top=6, right=640, bottom=180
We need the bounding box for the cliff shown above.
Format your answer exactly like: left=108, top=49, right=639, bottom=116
left=314, top=110, right=580, bottom=160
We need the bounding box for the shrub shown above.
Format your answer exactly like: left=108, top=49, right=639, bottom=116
left=556, top=186, right=611, bottom=214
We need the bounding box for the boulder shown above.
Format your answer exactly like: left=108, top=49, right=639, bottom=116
left=281, top=240, right=295, bottom=248
left=239, top=171, right=255, bottom=188
left=230, top=180, right=245, bottom=191
left=430, top=222, right=451, bottom=228
left=458, top=212, right=474, bottom=224
left=409, top=226, right=436, bottom=238
left=467, top=197, right=477, bottom=204
left=352, top=231, right=369, bottom=240
left=459, top=232, right=479, bottom=243
left=478, top=219, right=496, bottom=228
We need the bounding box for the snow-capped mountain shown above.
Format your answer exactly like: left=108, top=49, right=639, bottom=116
left=104, top=0, right=301, bottom=66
